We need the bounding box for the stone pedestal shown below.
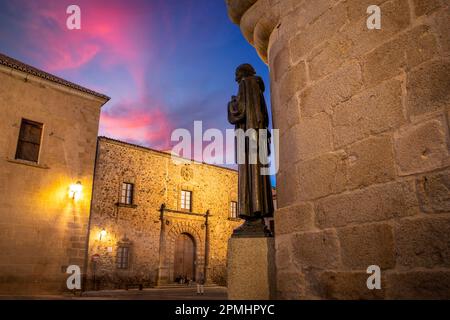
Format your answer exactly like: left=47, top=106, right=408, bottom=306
left=227, top=236, right=276, bottom=300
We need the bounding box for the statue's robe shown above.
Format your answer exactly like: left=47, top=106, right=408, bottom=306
left=228, top=75, right=274, bottom=219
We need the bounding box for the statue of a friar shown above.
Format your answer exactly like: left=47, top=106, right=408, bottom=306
left=227, top=63, right=274, bottom=236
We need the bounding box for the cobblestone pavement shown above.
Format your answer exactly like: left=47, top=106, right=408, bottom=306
left=0, top=286, right=228, bottom=300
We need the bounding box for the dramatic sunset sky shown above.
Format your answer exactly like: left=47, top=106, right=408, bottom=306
left=0, top=0, right=271, bottom=155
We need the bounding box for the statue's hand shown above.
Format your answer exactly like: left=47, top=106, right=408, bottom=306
left=228, top=98, right=238, bottom=113
left=228, top=94, right=245, bottom=124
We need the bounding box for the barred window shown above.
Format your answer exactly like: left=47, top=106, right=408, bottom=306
left=15, top=119, right=43, bottom=163
left=116, top=246, right=130, bottom=269
left=121, top=183, right=134, bottom=205
left=181, top=190, right=192, bottom=211
left=230, top=201, right=238, bottom=219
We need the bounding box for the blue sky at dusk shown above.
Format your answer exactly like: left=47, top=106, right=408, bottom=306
left=0, top=0, right=271, bottom=155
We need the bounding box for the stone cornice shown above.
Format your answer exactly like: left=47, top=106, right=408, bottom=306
left=225, top=0, right=280, bottom=63
left=225, top=0, right=258, bottom=24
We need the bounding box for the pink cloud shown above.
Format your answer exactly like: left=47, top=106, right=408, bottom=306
left=12, top=0, right=176, bottom=150
left=45, top=43, right=101, bottom=71
left=18, top=0, right=153, bottom=81
left=100, top=101, right=173, bottom=150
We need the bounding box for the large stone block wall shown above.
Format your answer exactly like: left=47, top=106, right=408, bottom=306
left=226, top=0, right=450, bottom=299
left=87, top=138, right=240, bottom=289
left=0, top=66, right=105, bottom=294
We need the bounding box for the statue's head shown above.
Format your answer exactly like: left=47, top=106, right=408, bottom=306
left=235, top=63, right=256, bottom=82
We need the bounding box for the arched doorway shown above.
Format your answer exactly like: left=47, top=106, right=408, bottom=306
left=173, top=233, right=196, bottom=281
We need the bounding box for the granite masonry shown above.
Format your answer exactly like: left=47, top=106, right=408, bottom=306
left=86, top=137, right=241, bottom=289
left=225, top=0, right=450, bottom=299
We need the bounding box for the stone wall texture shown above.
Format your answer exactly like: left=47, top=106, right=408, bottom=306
left=0, top=65, right=106, bottom=294
left=226, top=0, right=450, bottom=299
left=87, top=138, right=241, bottom=289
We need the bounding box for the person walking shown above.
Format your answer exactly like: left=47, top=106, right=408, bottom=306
left=197, top=273, right=205, bottom=295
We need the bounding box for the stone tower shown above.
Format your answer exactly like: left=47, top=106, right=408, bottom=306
left=225, top=0, right=450, bottom=299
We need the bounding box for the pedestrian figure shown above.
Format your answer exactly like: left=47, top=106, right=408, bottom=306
left=197, top=273, right=205, bottom=295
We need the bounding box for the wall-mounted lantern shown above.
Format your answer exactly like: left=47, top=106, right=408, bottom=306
left=99, top=228, right=107, bottom=241
left=69, top=181, right=82, bottom=201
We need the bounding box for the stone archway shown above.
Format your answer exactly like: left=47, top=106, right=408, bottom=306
left=157, top=219, right=205, bottom=284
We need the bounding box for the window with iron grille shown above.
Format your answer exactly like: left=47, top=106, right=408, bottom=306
left=230, top=201, right=238, bottom=219
left=15, top=119, right=43, bottom=163
left=180, top=190, right=192, bottom=211
left=116, top=246, right=130, bottom=269
left=121, top=183, right=134, bottom=205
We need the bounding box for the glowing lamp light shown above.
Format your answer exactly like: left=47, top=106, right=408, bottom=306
left=69, top=181, right=82, bottom=200
left=99, top=228, right=107, bottom=241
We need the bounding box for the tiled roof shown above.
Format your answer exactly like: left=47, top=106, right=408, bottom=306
left=0, top=52, right=110, bottom=101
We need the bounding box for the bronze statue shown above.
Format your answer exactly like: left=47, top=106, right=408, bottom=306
left=228, top=64, right=274, bottom=236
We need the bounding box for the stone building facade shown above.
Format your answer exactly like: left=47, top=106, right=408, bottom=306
left=226, top=0, right=450, bottom=299
left=0, top=53, right=109, bottom=294
left=86, top=137, right=241, bottom=289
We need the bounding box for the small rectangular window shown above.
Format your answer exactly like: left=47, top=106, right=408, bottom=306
left=181, top=190, right=192, bottom=211
left=15, top=119, right=43, bottom=163
left=116, top=246, right=130, bottom=269
left=121, top=183, right=134, bottom=205
left=230, top=201, right=238, bottom=219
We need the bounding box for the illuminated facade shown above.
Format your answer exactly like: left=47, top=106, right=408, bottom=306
left=0, top=53, right=109, bottom=294
left=86, top=137, right=242, bottom=289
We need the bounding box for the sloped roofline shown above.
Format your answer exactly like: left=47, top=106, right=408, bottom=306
left=0, top=52, right=110, bottom=102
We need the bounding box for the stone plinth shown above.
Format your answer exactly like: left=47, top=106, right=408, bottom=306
left=227, top=236, right=276, bottom=300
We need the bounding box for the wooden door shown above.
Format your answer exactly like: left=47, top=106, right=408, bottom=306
left=174, top=233, right=195, bottom=281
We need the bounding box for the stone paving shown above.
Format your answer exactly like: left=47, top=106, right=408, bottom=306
left=0, top=286, right=228, bottom=300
